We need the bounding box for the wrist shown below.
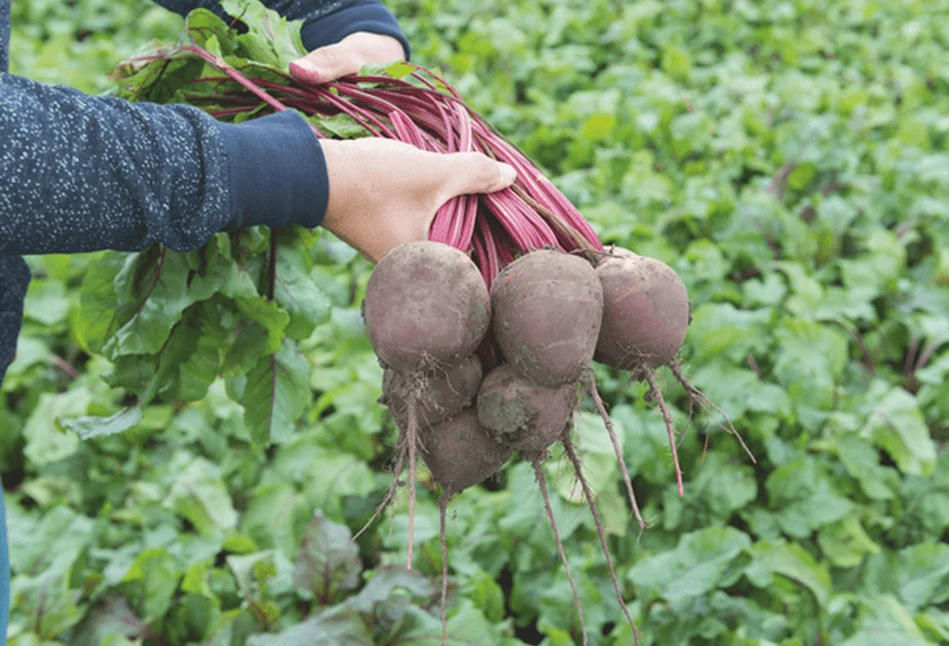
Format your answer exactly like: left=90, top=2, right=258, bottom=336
left=218, top=111, right=328, bottom=232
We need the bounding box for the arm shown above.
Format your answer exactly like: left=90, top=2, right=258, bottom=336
left=0, top=74, right=327, bottom=255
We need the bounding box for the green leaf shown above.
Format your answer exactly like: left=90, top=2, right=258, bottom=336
left=839, top=595, right=931, bottom=646
left=164, top=456, right=239, bottom=535
left=346, top=565, right=435, bottom=617
left=863, top=385, right=937, bottom=476
left=23, top=390, right=89, bottom=466
left=273, top=233, right=332, bottom=340
left=24, top=278, right=70, bottom=327
left=243, top=341, right=311, bottom=444
left=120, top=548, right=180, bottom=622
left=895, top=543, right=949, bottom=611
left=748, top=541, right=831, bottom=606
left=13, top=567, right=83, bottom=638
left=71, top=597, right=153, bottom=645
left=227, top=550, right=294, bottom=600
left=106, top=249, right=216, bottom=357
left=185, top=8, right=238, bottom=54
left=629, top=527, right=752, bottom=607
left=240, top=483, right=310, bottom=558
left=817, top=516, right=880, bottom=568
left=75, top=253, right=126, bottom=353
left=247, top=606, right=373, bottom=646
left=59, top=406, right=143, bottom=440
left=292, top=512, right=362, bottom=602
left=220, top=0, right=306, bottom=69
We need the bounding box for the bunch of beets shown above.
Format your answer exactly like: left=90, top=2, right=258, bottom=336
left=125, top=34, right=752, bottom=643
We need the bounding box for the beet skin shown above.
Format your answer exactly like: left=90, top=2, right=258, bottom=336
left=594, top=250, right=690, bottom=371
left=490, top=250, right=603, bottom=387
left=419, top=408, right=512, bottom=496
left=363, top=241, right=491, bottom=374
left=477, top=363, right=575, bottom=455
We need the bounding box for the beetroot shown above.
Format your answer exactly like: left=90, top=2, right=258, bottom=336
left=362, top=241, right=491, bottom=373
left=490, top=250, right=603, bottom=387
left=382, top=355, right=483, bottom=428
left=476, top=363, right=576, bottom=456
left=595, top=251, right=690, bottom=371
left=419, top=408, right=513, bottom=496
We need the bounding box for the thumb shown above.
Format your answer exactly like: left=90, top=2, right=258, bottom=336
left=438, top=153, right=517, bottom=200
left=291, top=33, right=407, bottom=84
left=290, top=45, right=361, bottom=84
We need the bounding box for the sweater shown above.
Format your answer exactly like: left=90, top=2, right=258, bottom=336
left=0, top=0, right=408, bottom=638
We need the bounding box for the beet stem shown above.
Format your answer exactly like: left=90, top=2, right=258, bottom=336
left=562, top=436, right=640, bottom=646
left=532, top=461, right=588, bottom=646
left=581, top=372, right=647, bottom=531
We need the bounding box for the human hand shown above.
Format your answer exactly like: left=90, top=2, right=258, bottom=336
left=289, top=32, right=406, bottom=84
left=319, top=138, right=516, bottom=262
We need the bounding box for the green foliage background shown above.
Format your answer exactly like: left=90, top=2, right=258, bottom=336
left=4, top=0, right=949, bottom=644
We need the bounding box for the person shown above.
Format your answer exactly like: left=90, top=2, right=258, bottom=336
left=0, top=0, right=517, bottom=637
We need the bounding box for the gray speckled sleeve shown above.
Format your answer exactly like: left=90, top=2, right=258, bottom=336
left=0, top=75, right=236, bottom=254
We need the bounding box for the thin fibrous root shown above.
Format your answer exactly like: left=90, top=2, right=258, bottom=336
left=349, top=432, right=409, bottom=545
left=667, top=363, right=756, bottom=464
left=562, top=436, right=640, bottom=646
left=581, top=371, right=648, bottom=532
left=532, top=460, right=588, bottom=646
left=677, top=383, right=697, bottom=450
left=438, top=493, right=450, bottom=646
left=406, top=400, right=419, bottom=570
left=643, top=368, right=684, bottom=497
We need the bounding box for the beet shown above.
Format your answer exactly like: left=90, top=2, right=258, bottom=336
left=476, top=363, right=575, bottom=455
left=382, top=355, right=483, bottom=428
left=490, top=250, right=603, bottom=387
left=419, top=408, right=513, bottom=496
left=595, top=251, right=690, bottom=371
left=362, top=241, right=491, bottom=373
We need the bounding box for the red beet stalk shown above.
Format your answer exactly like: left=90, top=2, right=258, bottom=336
left=167, top=46, right=603, bottom=282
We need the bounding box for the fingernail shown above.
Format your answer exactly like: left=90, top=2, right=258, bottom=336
left=499, top=163, right=517, bottom=186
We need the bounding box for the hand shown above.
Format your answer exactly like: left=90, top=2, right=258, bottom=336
left=290, top=32, right=406, bottom=84
left=319, top=138, right=517, bottom=262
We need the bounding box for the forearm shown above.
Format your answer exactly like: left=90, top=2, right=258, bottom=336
left=0, top=74, right=327, bottom=256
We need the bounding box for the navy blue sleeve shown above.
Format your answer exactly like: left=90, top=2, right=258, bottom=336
left=0, top=75, right=327, bottom=255
left=299, top=0, right=409, bottom=59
